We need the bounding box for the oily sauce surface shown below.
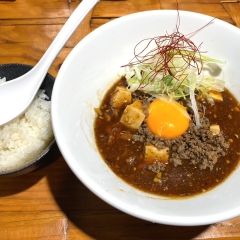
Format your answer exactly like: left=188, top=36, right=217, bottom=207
left=94, top=79, right=240, bottom=197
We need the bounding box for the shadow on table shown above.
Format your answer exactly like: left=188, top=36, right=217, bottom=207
left=0, top=143, right=61, bottom=197
left=46, top=159, right=210, bottom=240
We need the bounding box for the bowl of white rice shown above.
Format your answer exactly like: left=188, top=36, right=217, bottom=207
left=0, top=63, right=55, bottom=176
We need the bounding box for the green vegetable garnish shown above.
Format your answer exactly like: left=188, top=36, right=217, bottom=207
left=123, top=23, right=225, bottom=128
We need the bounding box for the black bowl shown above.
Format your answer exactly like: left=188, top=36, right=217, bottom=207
left=0, top=63, right=55, bottom=176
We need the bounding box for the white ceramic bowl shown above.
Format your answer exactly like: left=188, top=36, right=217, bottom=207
left=51, top=10, right=240, bottom=226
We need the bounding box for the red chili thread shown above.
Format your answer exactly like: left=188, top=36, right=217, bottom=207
left=122, top=6, right=215, bottom=93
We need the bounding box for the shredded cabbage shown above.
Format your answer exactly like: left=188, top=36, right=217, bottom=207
left=124, top=50, right=226, bottom=128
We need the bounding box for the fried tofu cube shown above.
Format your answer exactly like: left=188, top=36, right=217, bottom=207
left=111, top=86, right=132, bottom=108
left=130, top=100, right=142, bottom=109
left=120, top=100, right=145, bottom=130
left=210, top=124, right=220, bottom=135
left=209, top=91, right=223, bottom=102
left=145, top=145, right=169, bottom=164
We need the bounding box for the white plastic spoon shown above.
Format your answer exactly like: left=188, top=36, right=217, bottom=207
left=0, top=0, right=99, bottom=126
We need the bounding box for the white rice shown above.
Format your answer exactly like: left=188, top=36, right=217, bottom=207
left=0, top=77, right=54, bottom=173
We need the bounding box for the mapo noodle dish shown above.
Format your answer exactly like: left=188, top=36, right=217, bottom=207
left=94, top=18, right=240, bottom=198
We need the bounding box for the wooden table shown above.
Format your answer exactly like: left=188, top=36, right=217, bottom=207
left=0, top=0, right=240, bottom=239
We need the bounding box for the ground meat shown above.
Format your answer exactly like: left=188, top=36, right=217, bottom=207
left=132, top=93, right=230, bottom=171
left=148, top=162, right=166, bottom=173
left=170, top=118, right=229, bottom=170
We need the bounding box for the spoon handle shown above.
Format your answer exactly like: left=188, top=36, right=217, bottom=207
left=30, top=0, right=99, bottom=89
left=0, top=0, right=99, bottom=126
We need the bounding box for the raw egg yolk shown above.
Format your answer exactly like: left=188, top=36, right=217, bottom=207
left=147, top=99, right=190, bottom=139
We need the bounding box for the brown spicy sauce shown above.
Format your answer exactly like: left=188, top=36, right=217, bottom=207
left=94, top=78, right=240, bottom=198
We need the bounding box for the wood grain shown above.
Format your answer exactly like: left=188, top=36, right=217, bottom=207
left=0, top=211, right=67, bottom=240
left=221, top=1, right=240, bottom=27
left=0, top=0, right=240, bottom=239
left=0, top=0, right=69, bottom=19
left=93, top=0, right=161, bottom=17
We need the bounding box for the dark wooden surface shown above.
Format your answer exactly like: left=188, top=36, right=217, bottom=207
left=0, top=0, right=240, bottom=239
